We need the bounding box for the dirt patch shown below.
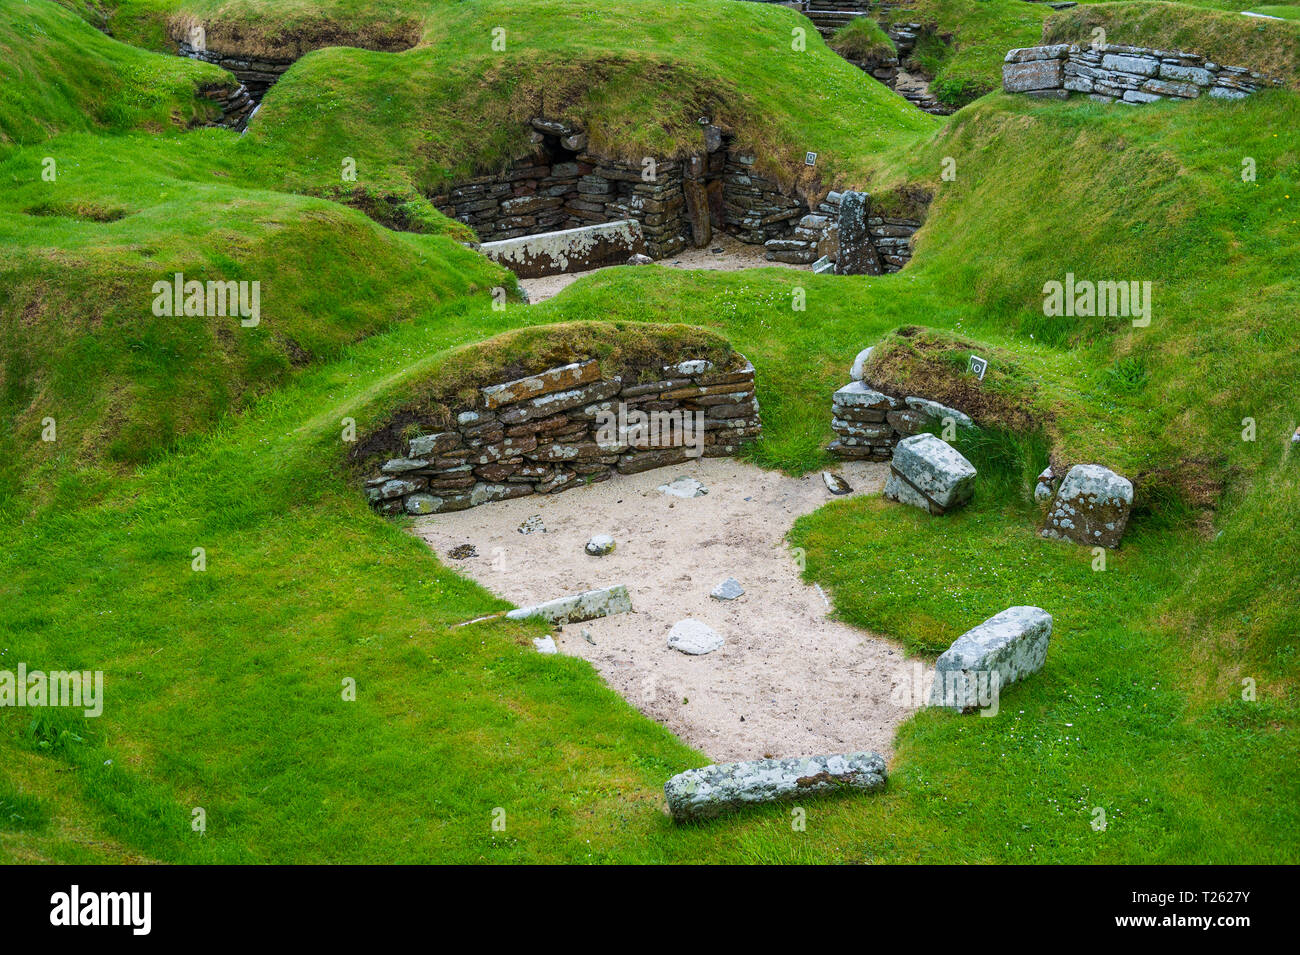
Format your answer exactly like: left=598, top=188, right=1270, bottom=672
left=413, top=457, right=918, bottom=762
left=519, top=232, right=805, bottom=304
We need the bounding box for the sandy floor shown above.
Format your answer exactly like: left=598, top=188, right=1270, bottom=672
left=519, top=232, right=805, bottom=304
left=413, top=458, right=918, bottom=762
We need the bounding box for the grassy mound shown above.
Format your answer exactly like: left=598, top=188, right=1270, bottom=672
left=832, top=15, right=897, bottom=62
left=0, top=0, right=230, bottom=150
left=0, top=131, right=511, bottom=506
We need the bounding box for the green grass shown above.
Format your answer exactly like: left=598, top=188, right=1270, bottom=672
left=0, top=0, right=230, bottom=149
left=0, top=129, right=511, bottom=502
left=0, top=0, right=1297, bottom=864
left=832, top=15, right=897, bottom=62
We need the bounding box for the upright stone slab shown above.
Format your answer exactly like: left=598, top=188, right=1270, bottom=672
left=929, top=606, right=1053, bottom=712
left=835, top=191, right=881, bottom=276
left=1041, top=464, right=1133, bottom=548
left=664, top=752, right=887, bottom=822
left=883, top=433, right=977, bottom=515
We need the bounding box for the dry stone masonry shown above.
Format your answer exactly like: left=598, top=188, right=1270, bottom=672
left=364, top=356, right=760, bottom=515
left=432, top=118, right=926, bottom=273
left=828, top=347, right=976, bottom=462
left=664, top=751, right=887, bottom=822
left=1003, top=44, right=1280, bottom=104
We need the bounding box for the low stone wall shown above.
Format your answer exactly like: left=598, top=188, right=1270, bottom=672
left=1003, top=43, right=1279, bottom=104
left=196, top=81, right=256, bottom=130
left=363, top=356, right=760, bottom=515
left=432, top=117, right=695, bottom=259
left=828, top=348, right=974, bottom=461
left=479, top=220, right=647, bottom=278
left=178, top=42, right=294, bottom=99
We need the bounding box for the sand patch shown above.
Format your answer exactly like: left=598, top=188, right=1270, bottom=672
left=519, top=232, right=805, bottom=304
left=413, top=458, right=917, bottom=762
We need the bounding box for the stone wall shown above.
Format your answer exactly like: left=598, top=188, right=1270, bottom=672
left=363, top=356, right=760, bottom=515
left=196, top=81, right=256, bottom=130
left=178, top=42, right=294, bottom=99
left=828, top=349, right=974, bottom=461
left=1003, top=43, right=1279, bottom=104
left=775, top=190, right=922, bottom=273
left=431, top=118, right=695, bottom=259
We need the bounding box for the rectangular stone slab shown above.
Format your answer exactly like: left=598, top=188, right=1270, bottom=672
left=505, top=584, right=632, bottom=625
left=665, top=752, right=887, bottom=822
left=479, top=219, right=646, bottom=279
left=481, top=360, right=600, bottom=409
left=929, top=606, right=1052, bottom=712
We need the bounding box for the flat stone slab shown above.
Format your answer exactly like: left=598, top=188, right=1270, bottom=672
left=710, top=578, right=745, bottom=600
left=668, top=618, right=723, bottom=655
left=930, top=606, right=1052, bottom=712
left=1041, top=464, right=1133, bottom=549
left=481, top=359, right=600, bottom=409
left=480, top=219, right=647, bottom=278
left=665, top=752, right=887, bottom=822
left=658, top=476, right=708, bottom=498
left=849, top=346, right=874, bottom=381
left=833, top=380, right=895, bottom=412
left=506, top=584, right=632, bottom=625
left=883, top=433, right=977, bottom=515
left=904, top=396, right=974, bottom=429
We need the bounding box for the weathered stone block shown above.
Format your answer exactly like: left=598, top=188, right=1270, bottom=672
left=1003, top=59, right=1064, bottom=93
left=664, top=752, right=887, bottom=822
left=929, top=606, right=1053, bottom=711
left=883, top=433, right=977, bottom=515
left=1040, top=464, right=1133, bottom=548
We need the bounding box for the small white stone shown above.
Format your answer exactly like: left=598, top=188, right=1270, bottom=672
left=585, top=534, right=616, bottom=556
left=668, top=619, right=724, bottom=655
left=711, top=578, right=745, bottom=600
left=658, top=476, right=708, bottom=499
left=533, top=636, right=557, bottom=654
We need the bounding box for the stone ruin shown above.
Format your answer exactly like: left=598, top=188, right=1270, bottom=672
left=431, top=117, right=927, bottom=274
left=1003, top=43, right=1280, bottom=104
left=360, top=355, right=760, bottom=516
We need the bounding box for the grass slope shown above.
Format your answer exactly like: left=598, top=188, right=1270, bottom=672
left=0, top=0, right=230, bottom=150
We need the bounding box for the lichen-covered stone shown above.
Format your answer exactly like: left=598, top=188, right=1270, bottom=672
left=1040, top=464, right=1133, bottom=548
left=883, top=434, right=977, bottom=515
left=929, top=606, right=1052, bottom=711
left=505, top=585, right=632, bottom=625
left=664, top=752, right=887, bottom=822
left=480, top=360, right=601, bottom=409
